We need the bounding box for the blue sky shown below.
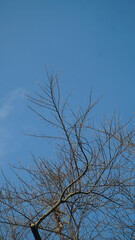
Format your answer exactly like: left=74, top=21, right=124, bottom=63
left=0, top=0, right=135, bottom=181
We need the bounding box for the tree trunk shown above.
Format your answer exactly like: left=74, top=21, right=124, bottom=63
left=30, top=225, right=42, bottom=240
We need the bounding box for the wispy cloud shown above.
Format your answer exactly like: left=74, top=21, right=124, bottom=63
left=0, top=127, right=10, bottom=159
left=0, top=89, right=26, bottom=163
left=0, top=88, right=25, bottom=119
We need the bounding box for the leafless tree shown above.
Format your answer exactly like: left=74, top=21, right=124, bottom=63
left=0, top=71, right=135, bottom=239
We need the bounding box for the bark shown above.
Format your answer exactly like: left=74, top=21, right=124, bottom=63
left=30, top=224, right=42, bottom=240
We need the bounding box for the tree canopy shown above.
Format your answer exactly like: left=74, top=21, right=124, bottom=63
left=0, top=72, right=135, bottom=240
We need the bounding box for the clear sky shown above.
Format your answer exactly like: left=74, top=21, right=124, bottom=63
left=0, top=0, right=135, bottom=181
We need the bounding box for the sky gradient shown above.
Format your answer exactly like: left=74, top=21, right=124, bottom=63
left=0, top=0, right=135, bottom=182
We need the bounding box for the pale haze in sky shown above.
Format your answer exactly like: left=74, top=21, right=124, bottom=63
left=0, top=0, right=135, bottom=181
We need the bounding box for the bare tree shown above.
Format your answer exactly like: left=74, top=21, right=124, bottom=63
left=0, top=71, right=135, bottom=239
